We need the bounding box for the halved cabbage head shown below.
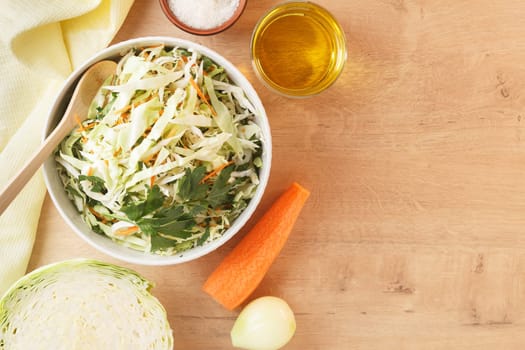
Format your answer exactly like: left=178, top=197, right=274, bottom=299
left=0, top=259, right=173, bottom=350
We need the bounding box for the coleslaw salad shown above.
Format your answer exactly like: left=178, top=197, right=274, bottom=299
left=55, top=44, right=264, bottom=256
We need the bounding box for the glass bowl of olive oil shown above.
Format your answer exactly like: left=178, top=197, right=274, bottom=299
left=250, top=1, right=347, bottom=97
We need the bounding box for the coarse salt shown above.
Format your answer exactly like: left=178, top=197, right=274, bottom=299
left=168, top=0, right=240, bottom=30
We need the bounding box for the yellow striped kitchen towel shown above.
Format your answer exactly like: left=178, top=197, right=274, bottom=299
left=0, top=0, right=134, bottom=294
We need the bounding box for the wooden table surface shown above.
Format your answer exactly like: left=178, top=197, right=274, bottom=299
left=28, top=0, right=525, bottom=349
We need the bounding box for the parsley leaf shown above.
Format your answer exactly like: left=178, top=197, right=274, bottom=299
left=202, top=56, right=217, bottom=72
left=122, top=186, right=197, bottom=246
left=197, top=227, right=210, bottom=246
left=150, top=234, right=177, bottom=252
left=121, top=185, right=164, bottom=221
left=119, top=163, right=236, bottom=253
left=121, top=202, right=143, bottom=222
left=143, top=185, right=165, bottom=215
left=78, top=175, right=107, bottom=193
left=178, top=166, right=208, bottom=202
left=208, top=165, right=234, bottom=207
left=137, top=221, right=156, bottom=236
left=141, top=205, right=195, bottom=239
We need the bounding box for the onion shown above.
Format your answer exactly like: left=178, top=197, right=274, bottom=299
left=231, top=296, right=296, bottom=350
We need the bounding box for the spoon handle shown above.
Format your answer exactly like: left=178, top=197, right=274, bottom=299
left=0, top=106, right=77, bottom=216
left=0, top=60, right=116, bottom=217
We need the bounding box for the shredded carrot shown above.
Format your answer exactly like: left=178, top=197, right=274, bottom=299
left=83, top=122, right=96, bottom=130
left=189, top=77, right=216, bottom=116
left=142, top=151, right=158, bottom=165
left=75, top=114, right=85, bottom=132
left=113, top=147, right=122, bottom=157
left=115, top=112, right=131, bottom=126
left=88, top=207, right=107, bottom=224
left=114, top=104, right=132, bottom=116
left=104, top=159, right=109, bottom=167
left=86, top=167, right=94, bottom=176
left=202, top=182, right=310, bottom=310
left=142, top=130, right=150, bottom=138
left=123, top=111, right=131, bottom=121
left=132, top=95, right=153, bottom=109
left=115, top=225, right=139, bottom=236
left=200, top=160, right=235, bottom=184
left=150, top=175, right=156, bottom=188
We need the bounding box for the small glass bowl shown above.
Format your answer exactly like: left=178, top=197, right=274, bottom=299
left=251, top=1, right=347, bottom=97
left=159, top=0, right=247, bottom=35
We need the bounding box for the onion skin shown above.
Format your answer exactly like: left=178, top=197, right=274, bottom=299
left=230, top=296, right=296, bottom=350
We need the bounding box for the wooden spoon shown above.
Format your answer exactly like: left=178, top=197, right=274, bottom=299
left=0, top=60, right=118, bottom=216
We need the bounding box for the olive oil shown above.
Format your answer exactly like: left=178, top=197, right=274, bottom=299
left=251, top=2, right=347, bottom=97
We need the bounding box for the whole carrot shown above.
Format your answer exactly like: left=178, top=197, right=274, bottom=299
left=203, top=182, right=310, bottom=310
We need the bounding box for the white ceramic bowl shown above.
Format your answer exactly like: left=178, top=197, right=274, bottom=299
left=43, top=37, right=272, bottom=266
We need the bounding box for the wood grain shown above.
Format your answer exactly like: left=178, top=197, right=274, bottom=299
left=29, top=0, right=525, bottom=348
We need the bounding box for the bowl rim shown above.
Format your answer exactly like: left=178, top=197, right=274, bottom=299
left=158, top=0, right=247, bottom=36
left=43, top=36, right=272, bottom=266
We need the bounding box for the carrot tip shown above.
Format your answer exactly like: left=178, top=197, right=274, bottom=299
left=290, top=182, right=310, bottom=198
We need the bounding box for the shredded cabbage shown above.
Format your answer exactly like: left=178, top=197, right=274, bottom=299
left=55, top=45, right=264, bottom=255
